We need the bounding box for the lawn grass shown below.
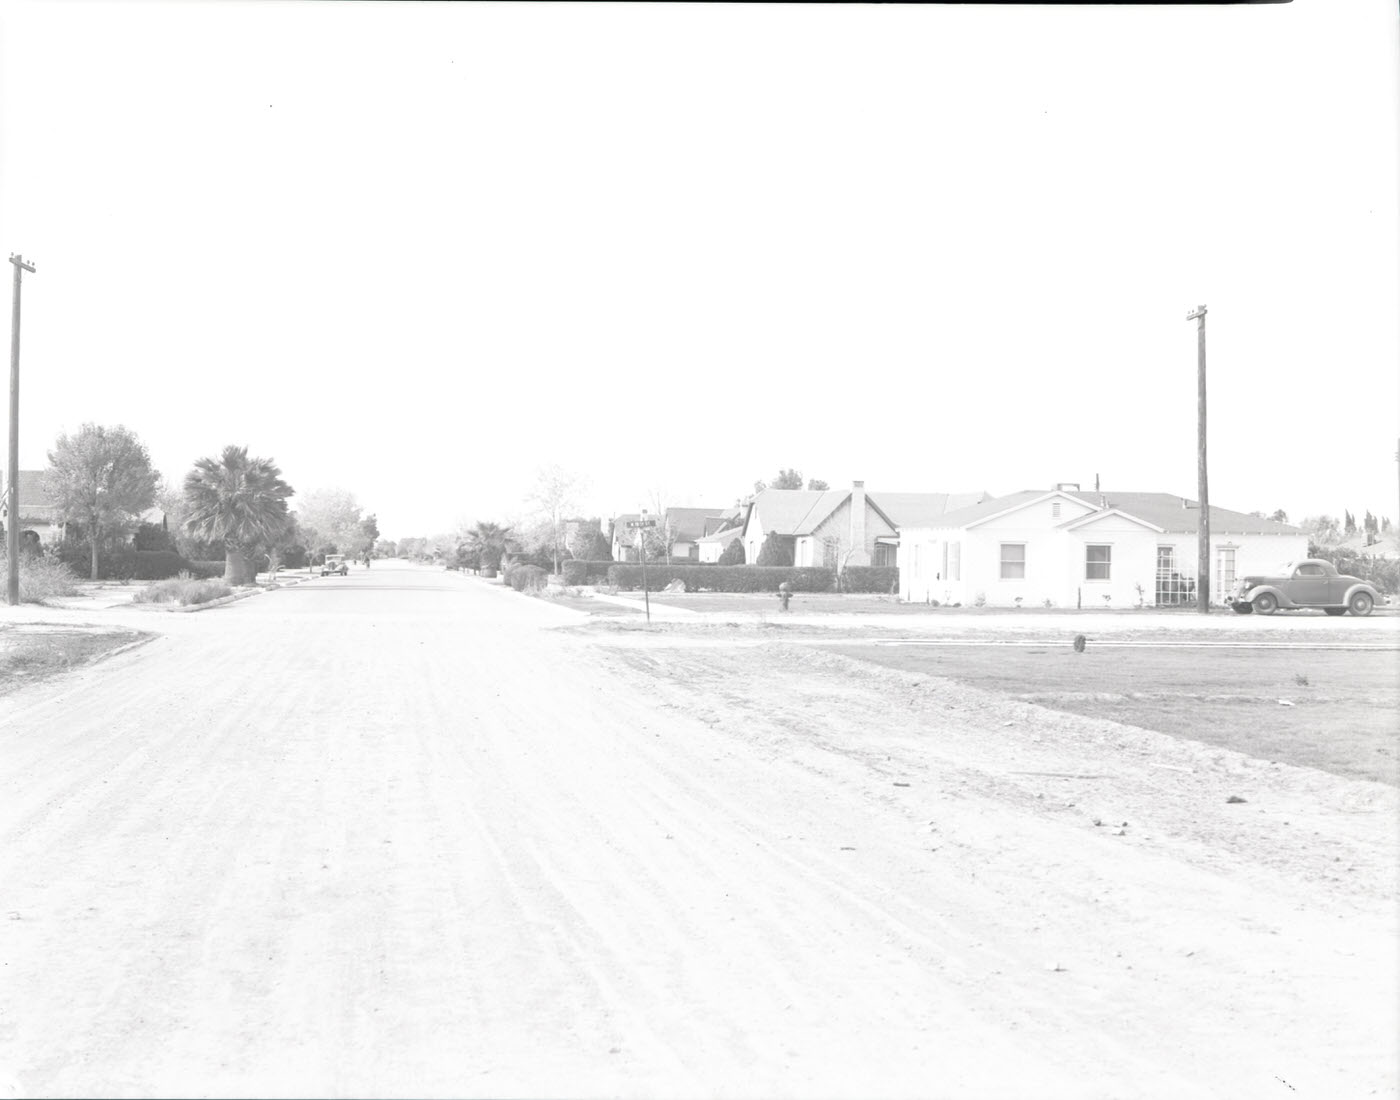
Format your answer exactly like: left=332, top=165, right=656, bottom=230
left=826, top=642, right=1400, bottom=787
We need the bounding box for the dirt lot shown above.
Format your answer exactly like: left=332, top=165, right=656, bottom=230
left=0, top=625, right=152, bottom=696
left=825, top=643, right=1399, bottom=787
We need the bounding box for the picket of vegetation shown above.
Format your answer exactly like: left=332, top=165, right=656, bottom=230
left=132, top=576, right=234, bottom=606
left=560, top=560, right=616, bottom=586
left=53, top=544, right=228, bottom=582
left=837, top=566, right=900, bottom=594
left=0, top=551, right=81, bottom=603
left=606, top=564, right=836, bottom=593
left=505, top=563, right=548, bottom=592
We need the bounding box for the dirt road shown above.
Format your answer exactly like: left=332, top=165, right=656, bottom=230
left=1, top=563, right=1394, bottom=1097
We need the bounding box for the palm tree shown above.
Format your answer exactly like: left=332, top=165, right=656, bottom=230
left=465, top=521, right=512, bottom=577
left=182, top=446, right=294, bottom=585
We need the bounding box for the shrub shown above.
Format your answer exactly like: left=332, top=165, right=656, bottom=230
left=0, top=550, right=81, bottom=602
left=185, top=560, right=228, bottom=580
left=717, top=537, right=745, bottom=566
left=755, top=532, right=794, bottom=567
left=840, top=566, right=898, bottom=594
left=506, top=563, right=548, bottom=592
left=562, top=560, right=615, bottom=586
left=133, top=522, right=175, bottom=552
left=606, top=564, right=834, bottom=593
left=133, top=576, right=234, bottom=605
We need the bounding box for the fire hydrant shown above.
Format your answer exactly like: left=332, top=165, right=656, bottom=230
left=777, top=581, right=792, bottom=612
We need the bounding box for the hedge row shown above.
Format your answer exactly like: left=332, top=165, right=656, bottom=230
left=561, top=560, right=616, bottom=585
left=839, top=566, right=899, bottom=594
left=54, top=545, right=228, bottom=581
left=506, top=563, right=548, bottom=592
left=606, top=564, right=836, bottom=593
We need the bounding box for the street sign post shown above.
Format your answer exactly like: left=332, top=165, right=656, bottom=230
left=626, top=516, right=658, bottom=624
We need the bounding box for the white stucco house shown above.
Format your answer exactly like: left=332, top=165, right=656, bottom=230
left=898, top=485, right=1308, bottom=608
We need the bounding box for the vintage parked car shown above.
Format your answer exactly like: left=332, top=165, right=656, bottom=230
left=320, top=554, right=349, bottom=577
left=1227, top=559, right=1381, bottom=616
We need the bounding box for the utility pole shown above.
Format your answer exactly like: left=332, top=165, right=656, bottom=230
left=1186, top=304, right=1209, bottom=613
left=7, top=253, right=36, bottom=607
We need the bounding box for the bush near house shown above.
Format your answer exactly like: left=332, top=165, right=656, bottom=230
left=607, top=564, right=835, bottom=593
left=1308, top=544, right=1400, bottom=595
left=505, top=563, right=548, bottom=592
left=839, top=566, right=899, bottom=594
left=717, top=538, right=745, bottom=566
left=55, top=544, right=222, bottom=582
left=561, top=560, right=617, bottom=585
left=0, top=550, right=81, bottom=602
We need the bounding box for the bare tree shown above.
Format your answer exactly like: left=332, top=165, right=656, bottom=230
left=528, top=465, right=582, bottom=574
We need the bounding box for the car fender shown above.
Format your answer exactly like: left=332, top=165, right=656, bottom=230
left=1342, top=582, right=1381, bottom=605
left=1243, top=584, right=1295, bottom=608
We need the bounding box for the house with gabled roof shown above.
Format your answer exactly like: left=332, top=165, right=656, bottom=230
left=0, top=469, right=65, bottom=549
left=738, top=482, right=990, bottom=570
left=664, top=506, right=730, bottom=561
left=898, top=482, right=1307, bottom=608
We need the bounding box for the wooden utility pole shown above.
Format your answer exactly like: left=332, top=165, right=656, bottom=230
left=7, top=253, right=36, bottom=607
left=1186, top=304, right=1209, bottom=613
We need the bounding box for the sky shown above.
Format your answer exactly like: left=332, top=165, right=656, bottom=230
left=1, top=0, right=1396, bottom=541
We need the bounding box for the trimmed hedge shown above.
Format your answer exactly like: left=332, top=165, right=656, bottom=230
left=185, top=560, right=229, bottom=580
left=606, top=564, right=835, bottom=593
left=840, top=566, right=899, bottom=594
left=562, top=560, right=617, bottom=585
left=55, top=544, right=225, bottom=581
left=506, top=563, right=548, bottom=592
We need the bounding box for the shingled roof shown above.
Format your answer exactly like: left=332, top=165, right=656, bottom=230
left=0, top=470, right=62, bottom=524
left=931, top=489, right=1305, bottom=536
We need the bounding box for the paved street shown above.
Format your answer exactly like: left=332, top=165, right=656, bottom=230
left=0, top=563, right=1394, bottom=1098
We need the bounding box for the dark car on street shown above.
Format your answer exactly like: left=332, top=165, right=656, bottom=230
left=1227, top=559, right=1382, bottom=616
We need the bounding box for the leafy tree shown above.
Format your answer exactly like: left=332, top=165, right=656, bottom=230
left=1300, top=515, right=1340, bottom=544
left=296, top=488, right=364, bottom=558
left=1344, top=510, right=1356, bottom=536
left=717, top=537, right=745, bottom=566
left=360, top=513, right=380, bottom=556
left=807, top=478, right=830, bottom=491
left=772, top=469, right=804, bottom=490
left=570, top=520, right=612, bottom=561
left=1269, top=508, right=1289, bottom=524
left=182, top=445, right=294, bottom=585
left=397, top=536, right=428, bottom=560
left=45, top=423, right=159, bottom=580
left=374, top=538, right=398, bottom=557
left=755, top=531, right=794, bottom=566
left=466, top=521, right=512, bottom=573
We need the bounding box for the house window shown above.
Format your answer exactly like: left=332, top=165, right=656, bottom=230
left=1086, top=544, right=1111, bottom=581
left=1000, top=543, right=1025, bottom=580
left=1216, top=547, right=1236, bottom=594
left=949, top=541, right=961, bottom=581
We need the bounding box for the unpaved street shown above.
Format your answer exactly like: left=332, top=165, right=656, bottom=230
left=1, top=563, right=1395, bottom=1098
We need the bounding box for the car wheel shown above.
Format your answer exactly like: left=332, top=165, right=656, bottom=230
left=1324, top=607, right=1346, bottom=616
left=1231, top=602, right=1253, bottom=614
left=1253, top=592, right=1278, bottom=615
left=1349, top=591, right=1374, bottom=617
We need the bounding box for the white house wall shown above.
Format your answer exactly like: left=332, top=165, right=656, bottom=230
left=902, top=523, right=1311, bottom=607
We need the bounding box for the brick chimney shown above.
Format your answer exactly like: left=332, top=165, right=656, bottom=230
left=847, top=481, right=871, bottom=567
